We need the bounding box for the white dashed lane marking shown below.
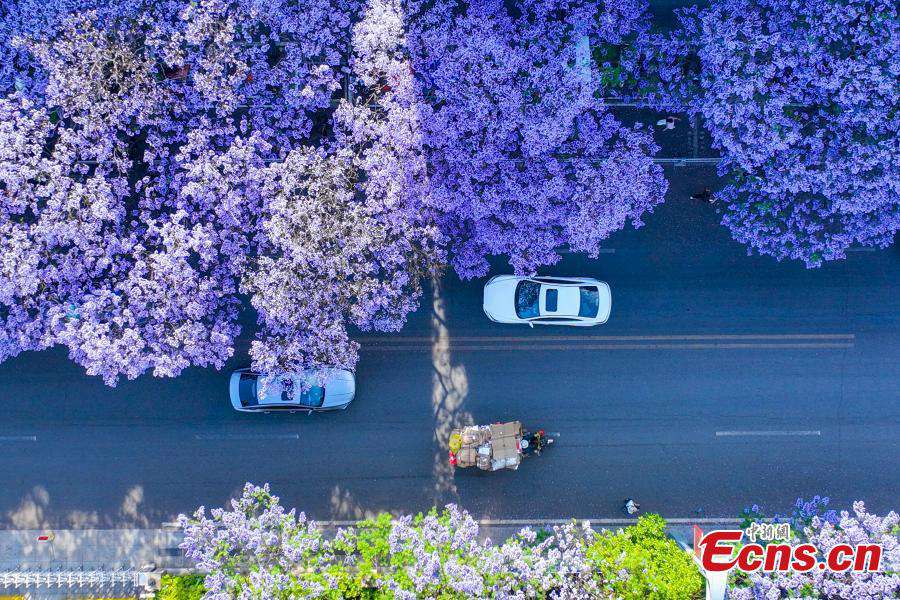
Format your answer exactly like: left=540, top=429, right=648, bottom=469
left=715, top=430, right=821, bottom=437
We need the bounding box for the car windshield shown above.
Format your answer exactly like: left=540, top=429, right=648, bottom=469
left=515, top=281, right=540, bottom=318
left=578, top=286, right=600, bottom=318
left=238, top=373, right=259, bottom=407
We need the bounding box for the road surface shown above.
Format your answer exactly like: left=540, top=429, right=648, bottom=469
left=0, top=168, right=897, bottom=528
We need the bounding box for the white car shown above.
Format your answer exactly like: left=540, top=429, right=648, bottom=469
left=229, top=368, right=356, bottom=413
left=483, top=275, right=611, bottom=326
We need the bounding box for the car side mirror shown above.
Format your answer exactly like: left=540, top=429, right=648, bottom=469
left=528, top=322, right=535, bottom=328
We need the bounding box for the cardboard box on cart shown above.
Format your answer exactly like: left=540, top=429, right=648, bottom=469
left=489, top=421, right=522, bottom=470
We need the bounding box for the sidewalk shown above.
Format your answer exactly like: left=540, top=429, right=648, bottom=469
left=0, top=530, right=188, bottom=572
left=0, top=529, right=188, bottom=599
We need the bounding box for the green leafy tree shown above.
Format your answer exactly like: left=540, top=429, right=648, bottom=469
left=155, top=574, right=205, bottom=600
left=586, top=514, right=703, bottom=600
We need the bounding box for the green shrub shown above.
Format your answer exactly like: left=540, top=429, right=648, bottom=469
left=155, top=574, right=205, bottom=600
left=585, top=514, right=703, bottom=600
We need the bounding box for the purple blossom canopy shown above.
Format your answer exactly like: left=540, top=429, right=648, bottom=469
left=629, top=0, right=900, bottom=266
left=179, top=482, right=602, bottom=598
left=2, top=0, right=669, bottom=383
left=406, top=0, right=667, bottom=278
left=0, top=0, right=355, bottom=383
left=243, top=145, right=442, bottom=377
left=180, top=485, right=900, bottom=599
left=703, top=0, right=899, bottom=266
left=732, top=498, right=900, bottom=599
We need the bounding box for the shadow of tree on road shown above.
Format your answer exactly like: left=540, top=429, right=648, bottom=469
left=1, top=484, right=183, bottom=574
left=430, top=277, right=472, bottom=504
left=6, top=484, right=154, bottom=530
left=327, top=485, right=380, bottom=521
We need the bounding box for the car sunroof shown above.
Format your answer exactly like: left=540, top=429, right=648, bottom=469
left=545, top=288, right=558, bottom=312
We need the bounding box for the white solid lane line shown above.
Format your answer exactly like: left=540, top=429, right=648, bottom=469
left=194, top=433, right=300, bottom=441
left=368, top=343, right=853, bottom=352
left=361, top=333, right=855, bottom=343
left=715, top=430, right=821, bottom=437
left=359, top=333, right=856, bottom=351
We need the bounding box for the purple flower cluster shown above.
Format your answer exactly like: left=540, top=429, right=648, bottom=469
left=1, top=0, right=141, bottom=96
left=178, top=483, right=334, bottom=599
left=0, top=0, right=358, bottom=383
left=629, top=0, right=899, bottom=267
left=405, top=0, right=666, bottom=278
left=732, top=499, right=900, bottom=599
left=180, top=486, right=900, bottom=599
left=1, top=0, right=667, bottom=384
left=183, top=485, right=900, bottom=599
left=179, top=482, right=601, bottom=598
left=11, top=0, right=892, bottom=384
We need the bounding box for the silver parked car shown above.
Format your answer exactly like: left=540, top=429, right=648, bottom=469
left=229, top=368, right=356, bottom=413
left=483, top=275, right=611, bottom=326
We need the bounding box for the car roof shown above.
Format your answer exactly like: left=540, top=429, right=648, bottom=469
left=540, top=285, right=581, bottom=317
left=252, top=374, right=321, bottom=405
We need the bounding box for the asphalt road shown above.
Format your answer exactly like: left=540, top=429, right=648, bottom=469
left=0, top=167, right=897, bottom=528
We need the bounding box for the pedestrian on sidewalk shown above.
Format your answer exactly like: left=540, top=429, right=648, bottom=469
left=656, top=116, right=680, bottom=130
left=691, top=187, right=714, bottom=203
left=623, top=498, right=640, bottom=516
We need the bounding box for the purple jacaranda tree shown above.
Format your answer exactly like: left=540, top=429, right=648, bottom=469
left=53, top=211, right=243, bottom=383
left=0, top=8, right=240, bottom=384
left=0, top=94, right=241, bottom=384
left=732, top=498, right=900, bottom=599
left=146, top=0, right=425, bottom=382
left=136, top=0, right=354, bottom=218
left=1, top=0, right=144, bottom=96
left=28, top=10, right=167, bottom=140
left=628, top=0, right=900, bottom=267
left=179, top=482, right=602, bottom=598
left=2, top=0, right=446, bottom=383
left=0, top=8, right=171, bottom=379
left=403, top=0, right=667, bottom=278
left=143, top=0, right=353, bottom=154
left=243, top=147, right=441, bottom=377
left=0, top=94, right=130, bottom=366
left=241, top=0, right=443, bottom=378
left=178, top=483, right=337, bottom=598
left=0, top=0, right=353, bottom=383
